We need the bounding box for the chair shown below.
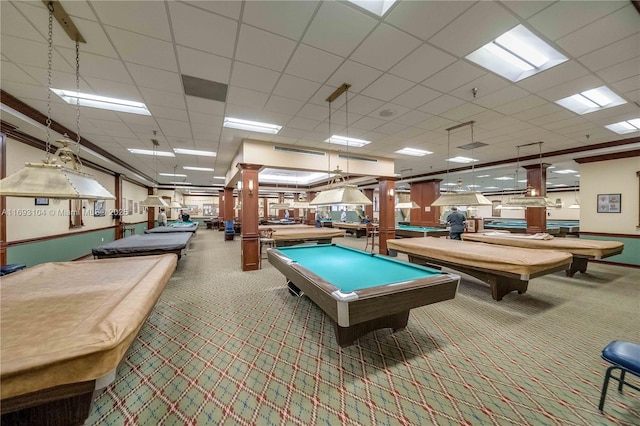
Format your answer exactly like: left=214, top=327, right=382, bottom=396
left=224, top=220, right=235, bottom=241
left=598, top=340, right=640, bottom=412
left=259, top=228, right=276, bottom=268
left=365, top=223, right=379, bottom=253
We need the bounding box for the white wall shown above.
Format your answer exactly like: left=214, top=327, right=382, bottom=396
left=121, top=180, right=149, bottom=223
left=5, top=137, right=117, bottom=241
left=580, top=156, right=640, bottom=234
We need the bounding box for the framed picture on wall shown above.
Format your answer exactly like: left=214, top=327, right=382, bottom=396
left=128, top=199, right=133, bottom=215
left=597, top=193, right=621, bottom=213
left=203, top=204, right=214, bottom=216
left=34, top=198, right=49, bottom=206
left=94, top=200, right=106, bottom=216
left=134, top=201, right=138, bottom=214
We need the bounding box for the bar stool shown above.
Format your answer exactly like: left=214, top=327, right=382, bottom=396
left=365, top=224, right=379, bottom=253
left=259, top=228, right=276, bottom=268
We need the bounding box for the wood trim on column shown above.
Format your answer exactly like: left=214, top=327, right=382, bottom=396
left=377, top=177, right=398, bottom=255
left=1, top=132, right=6, bottom=265
left=114, top=174, right=123, bottom=239
left=238, top=163, right=262, bottom=271
left=278, top=193, right=285, bottom=219
left=223, top=188, right=234, bottom=224
left=364, top=189, right=374, bottom=220
left=146, top=187, right=155, bottom=231
left=523, top=163, right=550, bottom=234
left=410, top=179, right=442, bottom=226
left=218, top=190, right=225, bottom=230
left=307, top=192, right=316, bottom=224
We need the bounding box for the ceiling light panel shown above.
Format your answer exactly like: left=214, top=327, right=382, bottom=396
left=52, top=89, right=151, bottom=115
left=395, top=147, right=432, bottom=156
left=605, top=119, right=640, bottom=134
left=447, top=156, right=478, bottom=163
left=183, top=166, right=214, bottom=171
left=174, top=148, right=217, bottom=157
left=223, top=117, right=282, bottom=134
left=465, top=25, right=567, bottom=82
left=128, top=149, right=175, bottom=157
left=325, top=135, right=371, bottom=148
left=555, top=86, right=626, bottom=115
left=159, top=173, right=188, bottom=177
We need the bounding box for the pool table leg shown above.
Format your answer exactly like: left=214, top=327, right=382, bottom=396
left=486, top=276, right=528, bottom=302
left=333, top=311, right=410, bottom=347
left=566, top=257, right=588, bottom=277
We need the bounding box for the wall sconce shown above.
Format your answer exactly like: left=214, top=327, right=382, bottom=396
left=248, top=179, right=254, bottom=195
left=237, top=181, right=243, bottom=191
left=388, top=188, right=395, bottom=199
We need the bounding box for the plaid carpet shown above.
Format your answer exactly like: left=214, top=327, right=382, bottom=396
left=86, top=232, right=639, bottom=425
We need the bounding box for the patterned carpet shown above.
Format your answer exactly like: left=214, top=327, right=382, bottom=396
left=86, top=231, right=639, bottom=425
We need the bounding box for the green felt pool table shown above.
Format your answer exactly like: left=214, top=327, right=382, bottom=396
left=395, top=225, right=450, bottom=238
left=267, top=244, right=460, bottom=347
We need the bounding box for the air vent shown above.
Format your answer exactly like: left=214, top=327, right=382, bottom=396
left=182, top=75, right=228, bottom=102
left=458, top=141, right=488, bottom=150
left=274, top=146, right=325, bottom=156
left=337, top=154, right=378, bottom=163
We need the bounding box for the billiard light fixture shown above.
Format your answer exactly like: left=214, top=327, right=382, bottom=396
left=0, top=4, right=114, bottom=200
left=504, top=142, right=556, bottom=208
left=223, top=117, right=282, bottom=134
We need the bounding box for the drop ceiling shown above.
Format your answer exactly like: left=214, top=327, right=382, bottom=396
left=1, top=0, right=638, bottom=193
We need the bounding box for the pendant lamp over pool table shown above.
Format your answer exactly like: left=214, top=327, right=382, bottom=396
left=310, top=84, right=372, bottom=207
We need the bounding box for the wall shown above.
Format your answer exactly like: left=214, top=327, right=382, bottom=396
left=483, top=191, right=581, bottom=220
left=579, top=156, right=639, bottom=234
left=121, top=179, right=149, bottom=225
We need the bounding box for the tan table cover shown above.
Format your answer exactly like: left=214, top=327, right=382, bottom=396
left=463, top=233, right=624, bottom=258
left=270, top=227, right=346, bottom=241
left=387, top=237, right=572, bottom=277
left=1, top=254, right=177, bottom=399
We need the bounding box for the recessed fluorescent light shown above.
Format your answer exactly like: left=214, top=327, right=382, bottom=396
left=555, top=86, right=626, bottom=115
left=128, top=148, right=175, bottom=157
left=325, top=135, right=371, bottom=148
left=52, top=89, right=151, bottom=115
left=518, top=179, right=528, bottom=183
left=575, top=174, right=580, bottom=177
left=552, top=169, right=578, bottom=174
left=159, top=173, right=188, bottom=177
left=395, top=147, right=432, bottom=156
left=484, top=186, right=499, bottom=189
left=183, top=166, right=214, bottom=171
left=223, top=117, right=282, bottom=134
left=213, top=176, right=226, bottom=180
left=169, top=181, right=191, bottom=185
left=494, top=176, right=513, bottom=180
left=605, top=118, right=640, bottom=134
left=477, top=174, right=490, bottom=178
left=465, top=25, right=567, bottom=82
left=467, top=184, right=480, bottom=188
left=347, top=0, right=397, bottom=17
left=174, top=148, right=216, bottom=157
left=442, top=182, right=458, bottom=186
left=447, top=156, right=478, bottom=163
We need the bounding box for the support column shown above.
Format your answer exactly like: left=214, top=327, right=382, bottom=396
left=364, top=189, right=374, bottom=220
left=307, top=192, right=316, bottom=224
left=238, top=163, right=261, bottom=271
left=146, top=187, right=155, bottom=230
left=1, top=133, right=6, bottom=265
left=218, top=190, right=225, bottom=230
left=411, top=179, right=442, bottom=226
left=278, top=193, right=285, bottom=219
left=378, top=177, right=398, bottom=255
left=223, top=187, right=234, bottom=225
left=114, top=174, right=123, bottom=239
left=293, top=193, right=300, bottom=221
left=524, top=163, right=550, bottom=234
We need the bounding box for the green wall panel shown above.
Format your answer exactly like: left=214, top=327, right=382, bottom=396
left=7, top=228, right=116, bottom=267
left=581, top=235, right=640, bottom=266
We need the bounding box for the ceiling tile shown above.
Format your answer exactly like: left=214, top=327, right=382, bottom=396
left=360, top=74, right=414, bottom=102
left=177, top=47, right=232, bottom=86
left=227, top=86, right=269, bottom=109
left=272, top=74, right=322, bottom=102
left=126, top=63, right=183, bottom=93
left=105, top=26, right=177, bottom=72
left=527, top=1, right=628, bottom=41
left=180, top=1, right=242, bottom=20
left=59, top=49, right=132, bottom=83
left=264, top=95, right=305, bottom=116
left=169, top=2, right=237, bottom=58
left=139, top=87, right=186, bottom=109
left=235, top=24, right=297, bottom=72
left=429, top=1, right=518, bottom=57
left=285, top=44, right=343, bottom=83
left=517, top=61, right=590, bottom=94
left=326, top=60, right=383, bottom=94
left=418, top=95, right=467, bottom=117
left=555, top=4, right=639, bottom=58
left=242, top=1, right=319, bottom=40
left=501, top=1, right=553, bottom=20
left=302, top=1, right=377, bottom=58
left=422, top=60, right=486, bottom=93
left=350, top=23, right=422, bottom=71
left=578, top=35, right=639, bottom=73
left=385, top=1, right=473, bottom=41
left=389, top=44, right=457, bottom=83
left=391, top=85, right=441, bottom=109
left=91, top=1, right=172, bottom=41
left=1, top=61, right=40, bottom=85
left=186, top=96, right=225, bottom=116
left=230, top=62, right=280, bottom=93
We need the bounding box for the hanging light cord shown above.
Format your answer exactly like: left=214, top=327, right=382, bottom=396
left=345, top=86, right=349, bottom=178
left=45, top=2, right=54, bottom=163
left=470, top=122, right=475, bottom=190
left=74, top=39, right=83, bottom=169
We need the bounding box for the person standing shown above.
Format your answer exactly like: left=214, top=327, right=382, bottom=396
left=446, top=206, right=466, bottom=240
left=284, top=209, right=290, bottom=220
left=340, top=209, right=347, bottom=222
left=158, top=207, right=168, bottom=227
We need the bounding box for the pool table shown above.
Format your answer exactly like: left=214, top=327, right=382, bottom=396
left=333, top=221, right=375, bottom=238
left=395, top=225, right=449, bottom=238
left=267, top=244, right=460, bottom=347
